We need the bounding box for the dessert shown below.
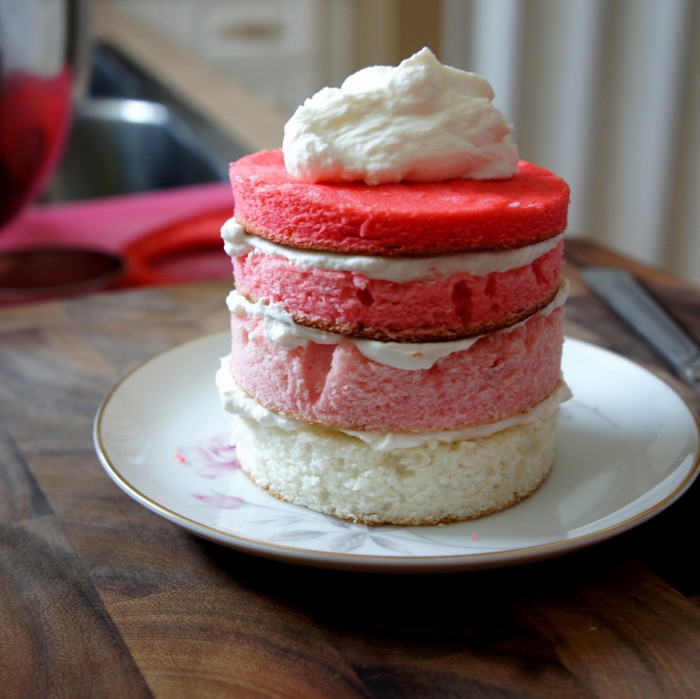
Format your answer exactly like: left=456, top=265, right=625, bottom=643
left=217, top=48, right=571, bottom=525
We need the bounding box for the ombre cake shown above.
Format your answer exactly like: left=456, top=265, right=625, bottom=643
left=217, top=48, right=571, bottom=525
left=223, top=154, right=567, bottom=343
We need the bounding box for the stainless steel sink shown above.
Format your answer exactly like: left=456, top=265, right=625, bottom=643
left=2, top=43, right=245, bottom=302
left=46, top=97, right=227, bottom=200
left=44, top=43, right=249, bottom=201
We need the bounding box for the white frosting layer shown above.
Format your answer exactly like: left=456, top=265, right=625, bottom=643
left=221, top=217, right=563, bottom=281
left=282, top=48, right=518, bottom=185
left=227, top=281, right=569, bottom=370
left=216, top=359, right=571, bottom=451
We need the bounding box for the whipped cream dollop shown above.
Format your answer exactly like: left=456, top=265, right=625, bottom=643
left=282, top=47, right=518, bottom=185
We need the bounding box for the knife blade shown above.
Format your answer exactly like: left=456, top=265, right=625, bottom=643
left=580, top=265, right=700, bottom=388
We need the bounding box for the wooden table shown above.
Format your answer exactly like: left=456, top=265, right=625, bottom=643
left=1, top=238, right=699, bottom=698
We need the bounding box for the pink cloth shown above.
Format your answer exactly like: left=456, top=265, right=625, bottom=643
left=0, top=183, right=234, bottom=287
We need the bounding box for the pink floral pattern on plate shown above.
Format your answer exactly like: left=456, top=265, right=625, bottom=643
left=176, top=432, right=240, bottom=479
left=176, top=432, right=489, bottom=556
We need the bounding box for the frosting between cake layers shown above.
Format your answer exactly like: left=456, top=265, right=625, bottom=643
left=282, top=47, right=518, bottom=185
left=216, top=359, right=572, bottom=450
left=226, top=281, right=569, bottom=370
left=221, top=217, right=564, bottom=281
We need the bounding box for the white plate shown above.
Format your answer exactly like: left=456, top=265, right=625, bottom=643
left=94, top=334, right=700, bottom=573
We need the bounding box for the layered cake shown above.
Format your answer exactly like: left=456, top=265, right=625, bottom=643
left=217, top=48, right=571, bottom=525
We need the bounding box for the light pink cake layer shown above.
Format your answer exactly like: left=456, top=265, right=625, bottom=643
left=228, top=307, right=564, bottom=432
left=232, top=242, right=562, bottom=341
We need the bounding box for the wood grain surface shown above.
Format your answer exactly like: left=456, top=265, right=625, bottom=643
left=1, top=239, right=700, bottom=698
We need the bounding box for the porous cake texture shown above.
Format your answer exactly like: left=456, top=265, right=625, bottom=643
left=229, top=221, right=564, bottom=342
left=226, top=290, right=566, bottom=432
left=217, top=149, right=570, bottom=525
left=230, top=412, right=560, bottom=526
left=229, top=150, right=569, bottom=255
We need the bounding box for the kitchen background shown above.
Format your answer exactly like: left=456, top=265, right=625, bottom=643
left=77, top=0, right=700, bottom=286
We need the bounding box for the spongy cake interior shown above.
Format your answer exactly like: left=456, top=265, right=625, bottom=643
left=229, top=411, right=559, bottom=526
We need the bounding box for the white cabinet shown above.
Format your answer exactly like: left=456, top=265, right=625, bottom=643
left=112, top=0, right=334, bottom=113
left=106, top=1, right=441, bottom=115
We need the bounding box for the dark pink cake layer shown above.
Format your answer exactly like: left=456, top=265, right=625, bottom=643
left=229, top=150, right=570, bottom=256
left=228, top=306, right=565, bottom=432
left=232, top=241, right=563, bottom=341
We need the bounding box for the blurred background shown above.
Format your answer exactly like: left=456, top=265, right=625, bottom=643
left=114, top=0, right=699, bottom=284
left=2, top=0, right=698, bottom=296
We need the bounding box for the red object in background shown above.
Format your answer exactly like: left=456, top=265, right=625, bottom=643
left=0, top=69, right=72, bottom=228
left=0, top=182, right=235, bottom=302
left=121, top=208, right=233, bottom=287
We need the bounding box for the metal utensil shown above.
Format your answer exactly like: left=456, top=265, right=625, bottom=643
left=581, top=265, right=700, bottom=388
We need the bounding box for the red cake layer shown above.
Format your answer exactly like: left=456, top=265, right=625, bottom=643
left=229, top=150, right=570, bottom=256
